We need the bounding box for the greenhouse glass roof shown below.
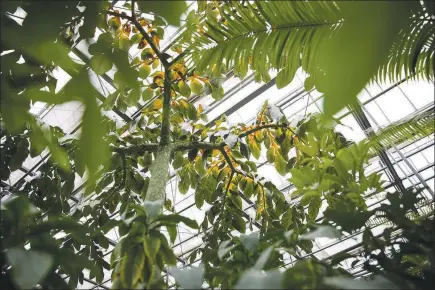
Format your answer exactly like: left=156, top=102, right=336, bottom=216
left=1, top=2, right=434, bottom=289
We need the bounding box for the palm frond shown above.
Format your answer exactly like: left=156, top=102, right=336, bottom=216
left=186, top=1, right=342, bottom=85
left=367, top=108, right=435, bottom=154
left=376, top=5, right=435, bottom=83
left=187, top=1, right=434, bottom=87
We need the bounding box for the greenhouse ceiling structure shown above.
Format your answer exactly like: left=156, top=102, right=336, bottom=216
left=1, top=1, right=434, bottom=290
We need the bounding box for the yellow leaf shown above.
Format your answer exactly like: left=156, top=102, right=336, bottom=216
left=151, top=99, right=163, bottom=110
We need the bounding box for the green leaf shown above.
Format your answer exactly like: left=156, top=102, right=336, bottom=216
left=139, top=64, right=152, bottom=79
left=126, top=88, right=141, bottom=107
left=154, top=214, right=199, bottom=229
left=266, top=147, right=275, bottom=163
left=179, top=80, right=192, bottom=97
left=190, top=79, right=203, bottom=95
left=173, top=152, right=184, bottom=169
left=187, top=104, right=198, bottom=121
left=195, top=156, right=206, bottom=176
left=142, top=88, right=154, bottom=101
left=78, top=85, right=110, bottom=191
left=254, top=246, right=273, bottom=270
left=239, top=231, right=260, bottom=252
left=248, top=141, right=261, bottom=160
left=88, top=42, right=108, bottom=56
left=143, top=236, right=161, bottom=262
left=156, top=27, right=165, bottom=39
left=169, top=264, right=205, bottom=289
left=282, top=209, right=293, bottom=230
left=244, top=179, right=254, bottom=198
left=276, top=66, right=297, bottom=89
left=236, top=269, right=284, bottom=290
left=142, top=152, right=153, bottom=166
left=240, top=142, right=250, bottom=159
left=90, top=54, right=113, bottom=75
left=274, top=153, right=287, bottom=176
left=195, top=190, right=205, bottom=208
left=211, top=85, right=225, bottom=100
left=9, top=139, right=29, bottom=171
left=159, top=240, right=177, bottom=265
left=320, top=2, right=413, bottom=116
left=218, top=240, right=235, bottom=260
left=166, top=224, right=177, bottom=244
left=308, top=197, right=321, bottom=221
left=246, top=161, right=257, bottom=172
left=118, top=36, right=132, bottom=51
left=304, top=76, right=314, bottom=91
left=137, top=1, right=187, bottom=26
left=120, top=245, right=146, bottom=288
left=179, top=179, right=190, bottom=194
left=232, top=215, right=246, bottom=233
left=6, top=248, right=54, bottom=289
left=103, top=92, right=118, bottom=111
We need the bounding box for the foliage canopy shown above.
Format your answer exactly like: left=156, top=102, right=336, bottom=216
left=0, top=1, right=434, bottom=290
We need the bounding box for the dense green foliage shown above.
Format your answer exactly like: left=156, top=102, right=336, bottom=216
left=185, top=1, right=434, bottom=115
left=1, top=1, right=434, bottom=290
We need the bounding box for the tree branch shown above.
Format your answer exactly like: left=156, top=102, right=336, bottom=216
left=174, top=141, right=225, bottom=151
left=226, top=171, right=235, bottom=194
left=219, top=147, right=260, bottom=214
left=160, top=69, right=172, bottom=146
left=219, top=147, right=236, bottom=171
left=168, top=49, right=190, bottom=69
left=112, top=143, right=159, bottom=154
left=238, top=123, right=295, bottom=138
left=131, top=0, right=136, bottom=22
left=104, top=10, right=169, bottom=68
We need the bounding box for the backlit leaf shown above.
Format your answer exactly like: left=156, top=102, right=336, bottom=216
left=7, top=248, right=54, bottom=289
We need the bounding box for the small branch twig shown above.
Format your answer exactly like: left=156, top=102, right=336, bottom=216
left=130, top=0, right=136, bottom=22
left=238, top=123, right=296, bottom=138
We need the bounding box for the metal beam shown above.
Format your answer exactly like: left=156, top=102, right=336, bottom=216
left=351, top=105, right=407, bottom=193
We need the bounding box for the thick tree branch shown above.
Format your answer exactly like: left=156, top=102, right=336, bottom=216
left=113, top=141, right=224, bottom=155
left=174, top=141, right=225, bottom=151
left=112, top=143, right=159, bottom=154
left=160, top=70, right=172, bottom=146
